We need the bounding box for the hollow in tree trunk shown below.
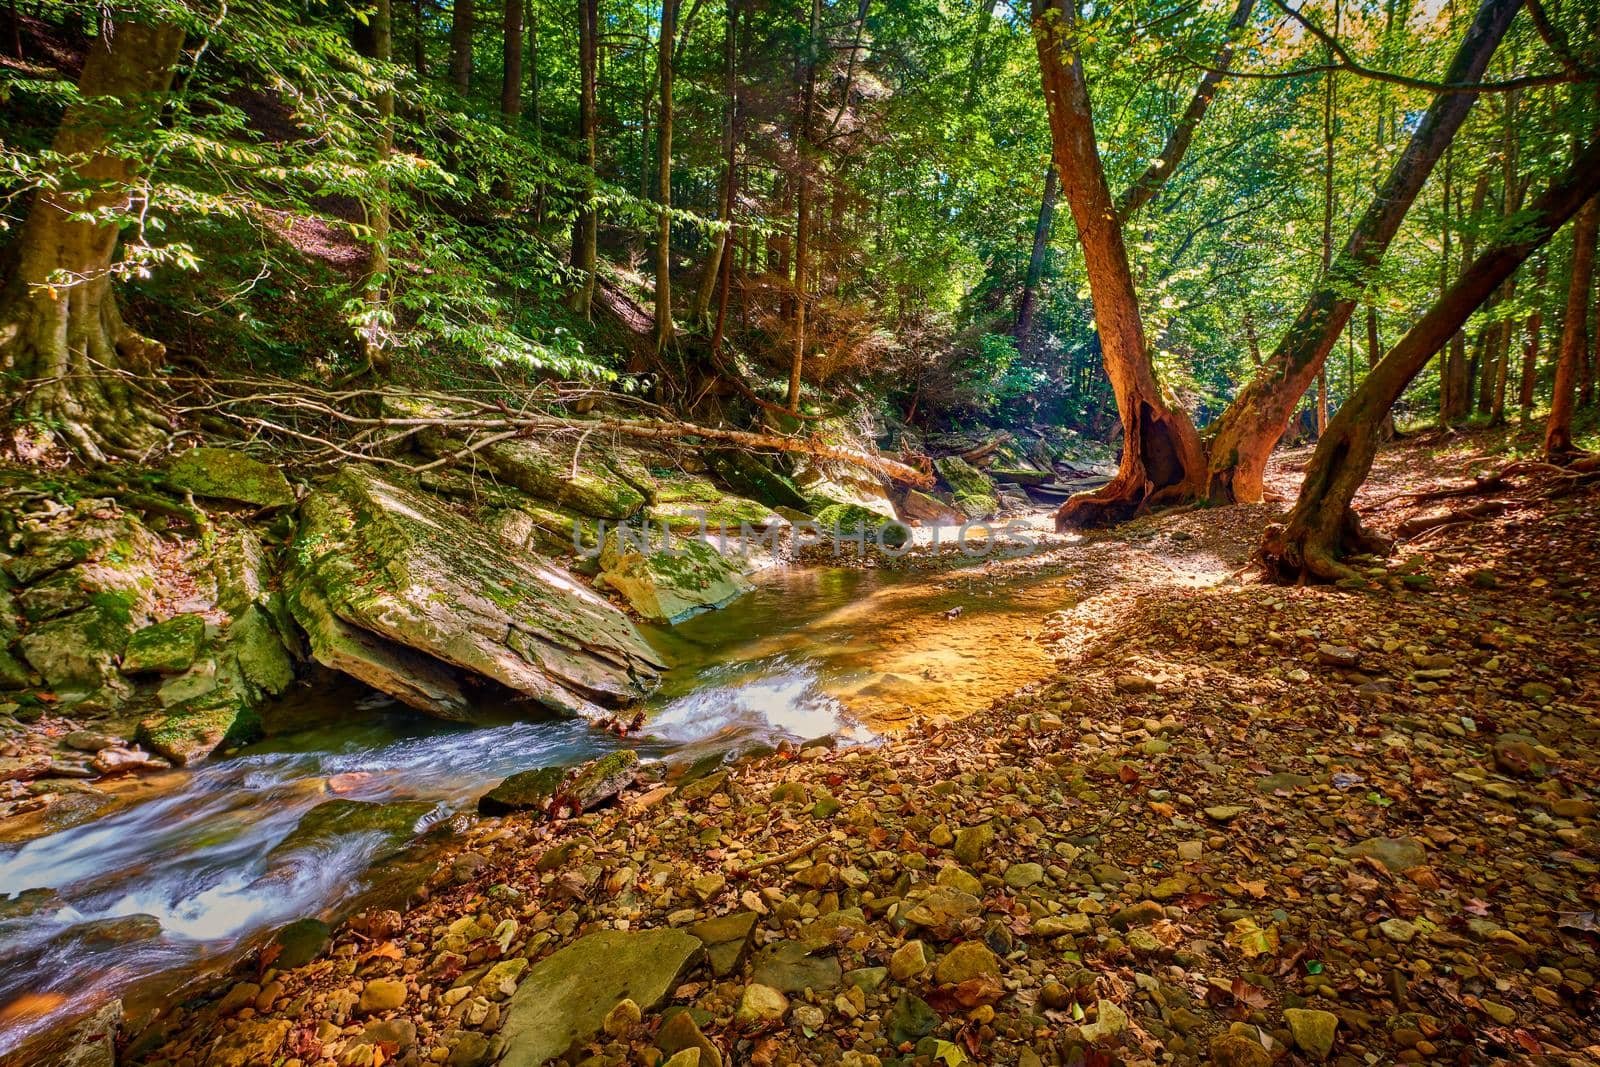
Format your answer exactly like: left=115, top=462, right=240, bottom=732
left=0, top=19, right=187, bottom=462
left=1262, top=137, right=1600, bottom=583
left=1033, top=0, right=1206, bottom=527
left=1203, top=0, right=1519, bottom=504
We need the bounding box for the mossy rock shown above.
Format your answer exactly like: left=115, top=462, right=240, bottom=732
left=566, top=749, right=639, bottom=810
left=705, top=450, right=810, bottom=511
left=988, top=466, right=1053, bottom=487
left=813, top=503, right=910, bottom=549
left=478, top=766, right=566, bottom=815
left=17, top=602, right=136, bottom=695
left=487, top=504, right=598, bottom=558
left=228, top=605, right=295, bottom=696
left=136, top=688, right=262, bottom=765
left=16, top=570, right=92, bottom=623
left=270, top=917, right=333, bottom=969
left=598, top=531, right=754, bottom=624
left=122, top=614, right=207, bottom=675
left=0, top=647, right=33, bottom=690
left=268, top=798, right=435, bottom=860
left=166, top=448, right=295, bottom=508
left=933, top=456, right=998, bottom=519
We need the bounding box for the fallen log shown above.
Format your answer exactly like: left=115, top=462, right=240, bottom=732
left=1396, top=499, right=1508, bottom=539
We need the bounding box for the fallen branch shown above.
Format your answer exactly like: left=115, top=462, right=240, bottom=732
left=731, top=834, right=829, bottom=880
left=1395, top=499, right=1508, bottom=539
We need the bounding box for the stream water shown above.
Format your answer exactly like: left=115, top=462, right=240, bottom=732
left=0, top=562, right=1068, bottom=1056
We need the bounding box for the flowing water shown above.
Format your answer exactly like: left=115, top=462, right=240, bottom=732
left=0, top=561, right=1069, bottom=1056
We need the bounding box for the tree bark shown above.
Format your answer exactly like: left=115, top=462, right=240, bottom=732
left=1545, top=194, right=1598, bottom=458
left=1204, top=0, right=1520, bottom=504
left=1261, top=136, right=1600, bottom=582
left=502, top=0, right=523, bottom=120
left=787, top=0, right=822, bottom=413
left=0, top=19, right=187, bottom=462
left=1033, top=0, right=1207, bottom=527
left=1366, top=304, right=1394, bottom=439
left=449, top=0, right=474, bottom=91
left=568, top=0, right=598, bottom=317
left=1114, top=0, right=1256, bottom=222
left=653, top=0, right=678, bottom=351
left=1014, top=163, right=1058, bottom=349
left=1518, top=254, right=1548, bottom=420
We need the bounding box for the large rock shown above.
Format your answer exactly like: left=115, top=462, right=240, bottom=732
left=598, top=530, right=753, bottom=624
left=287, top=467, right=662, bottom=720
left=478, top=752, right=638, bottom=816
left=896, top=488, right=965, bottom=526
left=136, top=686, right=261, bottom=765
left=268, top=799, right=435, bottom=860
left=933, top=457, right=998, bottom=519
left=792, top=455, right=897, bottom=520
left=812, top=503, right=909, bottom=549
left=495, top=928, right=702, bottom=1067
left=165, top=447, right=295, bottom=508
left=121, top=614, right=206, bottom=674
left=704, top=450, right=810, bottom=512
left=18, top=602, right=136, bottom=696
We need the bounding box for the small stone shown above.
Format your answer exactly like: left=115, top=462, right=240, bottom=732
left=1316, top=643, right=1361, bottom=668
left=1379, top=918, right=1417, bottom=943
left=1343, top=836, right=1425, bottom=872
left=1204, top=805, right=1249, bottom=823
left=1003, top=862, right=1045, bottom=889
left=602, top=998, right=641, bottom=1037
left=1079, top=999, right=1126, bottom=1041
left=662, top=1051, right=701, bottom=1067
left=735, top=983, right=789, bottom=1026
left=1110, top=900, right=1164, bottom=930
left=359, top=978, right=408, bottom=1014
left=1039, top=980, right=1072, bottom=1010
left=1115, top=674, right=1157, bottom=693
left=933, top=941, right=999, bottom=985
left=1480, top=1000, right=1516, bottom=1025
left=890, top=940, right=929, bottom=980
left=1209, top=1033, right=1272, bottom=1067
left=1283, top=1008, right=1338, bottom=1061
left=952, top=823, right=995, bottom=866
left=887, top=992, right=938, bottom=1045
left=935, top=866, right=982, bottom=896
left=657, top=1008, right=721, bottom=1067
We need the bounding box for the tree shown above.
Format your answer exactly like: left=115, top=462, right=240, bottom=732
left=503, top=0, right=524, bottom=121
left=1262, top=135, right=1600, bottom=582
left=1203, top=0, right=1522, bottom=505
left=786, top=0, right=822, bottom=413
left=450, top=0, right=474, bottom=91
left=0, top=18, right=187, bottom=461
left=1544, top=193, right=1597, bottom=457
left=1014, top=163, right=1058, bottom=349
left=1033, top=0, right=1208, bottom=525
left=363, top=0, right=396, bottom=373
left=568, top=0, right=598, bottom=317
left=692, top=0, right=740, bottom=330
left=653, top=0, right=679, bottom=352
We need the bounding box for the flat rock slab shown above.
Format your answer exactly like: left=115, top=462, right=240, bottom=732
left=166, top=447, right=295, bottom=508
left=495, top=928, right=702, bottom=1067
left=288, top=467, right=663, bottom=720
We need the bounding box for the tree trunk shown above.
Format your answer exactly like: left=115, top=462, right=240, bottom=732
left=502, top=0, right=523, bottom=120
left=528, top=0, right=541, bottom=137
left=1014, top=163, right=1058, bottom=349
left=1366, top=304, right=1395, bottom=439
left=1204, top=0, right=1520, bottom=503
left=0, top=20, right=187, bottom=462
left=962, top=0, right=1001, bottom=108
left=653, top=0, right=678, bottom=351
left=1545, top=194, right=1598, bottom=458
left=1582, top=271, right=1599, bottom=408
left=1033, top=0, right=1207, bottom=527
left=568, top=0, right=598, bottom=316
left=413, top=0, right=429, bottom=74
left=694, top=0, right=739, bottom=329
left=365, top=0, right=395, bottom=373
left=1114, top=0, right=1256, bottom=222
left=787, top=0, right=822, bottom=413
left=1518, top=254, right=1548, bottom=420
left=1261, top=136, right=1600, bottom=582
left=1244, top=307, right=1262, bottom=367
left=449, top=0, right=474, bottom=90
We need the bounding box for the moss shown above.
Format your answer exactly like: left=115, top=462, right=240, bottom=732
left=122, top=613, right=206, bottom=674
left=166, top=447, right=296, bottom=508
left=813, top=503, right=910, bottom=549
left=704, top=450, right=810, bottom=511
left=136, top=689, right=263, bottom=765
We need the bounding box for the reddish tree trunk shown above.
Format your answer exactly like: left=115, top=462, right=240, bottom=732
left=1033, top=0, right=1207, bottom=527
left=1545, top=194, right=1598, bottom=457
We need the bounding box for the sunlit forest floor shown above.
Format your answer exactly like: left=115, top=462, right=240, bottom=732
left=96, top=424, right=1600, bottom=1066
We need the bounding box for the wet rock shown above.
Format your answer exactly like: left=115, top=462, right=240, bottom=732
left=270, top=917, right=332, bottom=969
left=26, top=995, right=120, bottom=1067
left=563, top=749, right=639, bottom=812
left=121, top=614, right=206, bottom=674
left=165, top=447, right=295, bottom=508
left=478, top=766, right=565, bottom=815
left=597, top=530, right=754, bottom=624
left=269, top=798, right=434, bottom=861
left=735, top=983, right=789, bottom=1026
left=496, top=927, right=702, bottom=1066
left=750, top=939, right=842, bottom=993
left=1283, top=1007, right=1338, bottom=1061
left=288, top=467, right=662, bottom=720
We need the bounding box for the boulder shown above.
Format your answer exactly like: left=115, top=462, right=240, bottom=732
left=704, top=450, right=810, bottom=512
left=933, top=456, right=998, bottom=519
left=792, top=455, right=897, bottom=521
left=598, top=529, right=753, bottom=624
left=478, top=766, right=566, bottom=815
left=896, top=489, right=965, bottom=526
left=121, top=615, right=206, bottom=675
left=268, top=799, right=435, bottom=860
left=228, top=605, right=295, bottom=696
left=18, top=602, right=136, bottom=696
left=812, top=503, right=909, bottom=549
left=495, top=928, right=702, bottom=1067
left=165, top=447, right=295, bottom=508
left=135, top=687, right=261, bottom=765
left=287, top=467, right=662, bottom=720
